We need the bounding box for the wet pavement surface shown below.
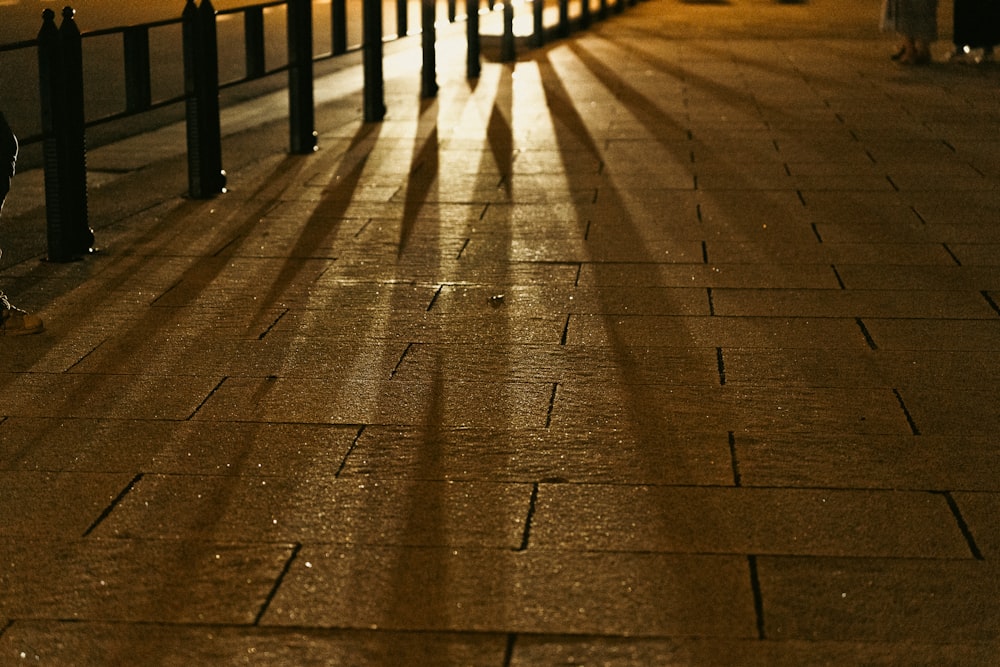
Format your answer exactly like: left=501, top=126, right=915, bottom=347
left=2, top=0, right=999, bottom=663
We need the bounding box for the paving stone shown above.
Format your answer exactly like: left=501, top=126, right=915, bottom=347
left=566, top=314, right=871, bottom=349
left=530, top=485, right=968, bottom=558
left=0, top=373, right=220, bottom=421
left=0, top=472, right=136, bottom=538
left=757, top=558, right=1000, bottom=642
left=724, top=349, right=1000, bottom=390
left=392, top=343, right=720, bottom=385
left=0, top=418, right=360, bottom=476
left=0, top=539, right=292, bottom=624
left=93, top=476, right=531, bottom=548
left=194, top=377, right=554, bottom=427
left=861, top=319, right=1000, bottom=351
left=834, top=265, right=1000, bottom=291
left=509, top=636, right=1000, bottom=667
left=707, top=241, right=951, bottom=265
left=711, top=288, right=992, bottom=318
left=736, top=433, right=1000, bottom=491
left=577, top=263, right=839, bottom=289
left=895, top=388, right=1000, bottom=436
left=552, top=383, right=910, bottom=435
left=263, top=547, right=758, bottom=637
left=341, top=425, right=734, bottom=486
left=0, top=622, right=509, bottom=666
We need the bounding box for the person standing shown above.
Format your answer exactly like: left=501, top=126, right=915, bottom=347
left=1, top=112, right=44, bottom=336
left=882, top=0, right=939, bottom=65
left=950, top=0, right=1000, bottom=63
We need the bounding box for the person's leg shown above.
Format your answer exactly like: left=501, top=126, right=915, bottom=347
left=0, top=113, right=44, bottom=336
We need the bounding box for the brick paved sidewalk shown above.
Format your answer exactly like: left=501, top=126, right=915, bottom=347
left=2, top=0, right=999, bottom=664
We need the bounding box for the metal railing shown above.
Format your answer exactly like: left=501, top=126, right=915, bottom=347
left=2, top=0, right=640, bottom=262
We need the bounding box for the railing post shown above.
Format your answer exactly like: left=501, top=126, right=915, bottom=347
left=466, top=0, right=481, bottom=79
left=245, top=7, right=266, bottom=79
left=123, top=26, right=152, bottom=113
left=183, top=0, right=226, bottom=199
left=362, top=0, right=386, bottom=122
left=448, top=0, right=457, bottom=22
left=288, top=0, right=317, bottom=154
left=397, top=0, right=408, bottom=37
left=332, top=0, right=347, bottom=55
left=559, top=0, right=570, bottom=37
left=581, top=0, right=591, bottom=28
left=532, top=0, right=545, bottom=48
left=421, top=0, right=438, bottom=98
left=501, top=0, right=516, bottom=62
left=38, top=7, right=94, bottom=262
left=599, top=0, right=608, bottom=20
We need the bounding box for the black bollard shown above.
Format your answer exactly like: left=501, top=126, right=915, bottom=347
left=182, top=0, right=226, bottom=198
left=245, top=7, right=266, bottom=79
left=123, top=26, right=152, bottom=113
left=57, top=8, right=95, bottom=256
left=466, top=0, right=481, bottom=79
left=38, top=7, right=94, bottom=262
left=288, top=0, right=317, bottom=154
left=362, top=0, right=386, bottom=122
left=421, top=0, right=438, bottom=98
left=532, top=0, right=544, bottom=49
left=332, top=0, right=347, bottom=55
left=396, top=0, right=408, bottom=38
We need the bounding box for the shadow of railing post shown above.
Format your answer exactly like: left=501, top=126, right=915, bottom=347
left=182, top=0, right=226, bottom=199
left=289, top=0, right=318, bottom=154
left=37, top=7, right=95, bottom=262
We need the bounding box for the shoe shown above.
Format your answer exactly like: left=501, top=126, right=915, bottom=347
left=0, top=293, right=44, bottom=336
left=899, top=49, right=932, bottom=66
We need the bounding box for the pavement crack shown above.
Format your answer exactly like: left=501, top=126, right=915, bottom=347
left=748, top=555, right=766, bottom=639
left=258, top=308, right=289, bottom=340
left=831, top=265, right=846, bottom=289
left=188, top=377, right=229, bottom=421
left=390, top=343, right=414, bottom=380
left=892, top=388, right=921, bottom=436
left=982, top=291, right=1000, bottom=317
left=938, top=492, right=984, bottom=561
left=427, top=284, right=445, bottom=312
left=942, top=244, right=962, bottom=266
left=83, top=473, right=143, bottom=537
left=502, top=633, right=518, bottom=667
left=728, top=431, right=742, bottom=487
left=855, top=318, right=878, bottom=350
left=545, top=383, right=559, bottom=427
left=516, top=483, right=540, bottom=552
left=335, top=426, right=365, bottom=477
left=254, top=542, right=302, bottom=625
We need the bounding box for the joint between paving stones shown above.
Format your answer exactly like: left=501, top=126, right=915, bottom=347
left=254, top=542, right=302, bottom=626
left=747, top=555, right=766, bottom=640
left=83, top=473, right=144, bottom=537
left=728, top=431, right=742, bottom=488
left=335, top=426, right=366, bottom=478
left=892, top=388, right=921, bottom=436
left=855, top=318, right=878, bottom=351
left=938, top=492, right=985, bottom=561
left=258, top=308, right=289, bottom=340
left=942, top=243, right=962, bottom=266
left=502, top=633, right=518, bottom=667
left=516, top=483, right=540, bottom=553
left=545, top=384, right=559, bottom=429
left=187, top=377, right=230, bottom=421
left=390, top=343, right=414, bottom=380
left=981, top=291, right=1000, bottom=317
